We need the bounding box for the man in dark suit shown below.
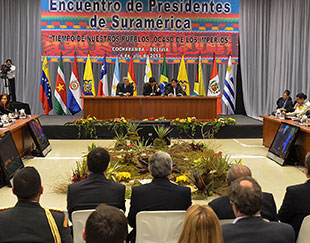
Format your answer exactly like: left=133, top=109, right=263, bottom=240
left=67, top=147, right=125, bottom=221
left=127, top=151, right=192, bottom=242
left=143, top=77, right=161, bottom=96
left=276, top=90, right=294, bottom=112
left=209, top=164, right=278, bottom=222
left=222, top=177, right=295, bottom=243
left=0, top=167, right=72, bottom=243
left=164, top=79, right=186, bottom=96
left=116, top=77, right=134, bottom=96
left=278, top=152, right=310, bottom=239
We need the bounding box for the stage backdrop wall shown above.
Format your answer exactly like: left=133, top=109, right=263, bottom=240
left=1, top=0, right=310, bottom=117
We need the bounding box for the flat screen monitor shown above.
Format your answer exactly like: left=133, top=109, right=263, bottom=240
left=27, top=118, right=51, bottom=157
left=267, top=123, right=300, bottom=165
left=0, top=131, right=24, bottom=179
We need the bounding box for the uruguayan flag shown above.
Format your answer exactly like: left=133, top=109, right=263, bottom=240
left=222, top=56, right=235, bottom=114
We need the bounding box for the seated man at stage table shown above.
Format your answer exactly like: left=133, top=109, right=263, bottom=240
left=164, top=79, right=186, bottom=96
left=222, top=176, right=295, bottom=243
left=285, top=92, right=310, bottom=119
left=116, top=77, right=134, bottom=96
left=0, top=167, right=72, bottom=243
left=127, top=151, right=192, bottom=242
left=278, top=152, right=310, bottom=239
left=143, top=77, right=161, bottom=96
left=209, top=164, right=278, bottom=222
left=276, top=90, right=294, bottom=112
left=67, top=147, right=125, bottom=221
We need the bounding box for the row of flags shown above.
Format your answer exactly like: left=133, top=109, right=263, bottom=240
left=40, top=54, right=235, bottom=115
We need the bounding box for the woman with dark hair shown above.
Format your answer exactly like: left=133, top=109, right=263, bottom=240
left=0, top=93, right=14, bottom=115
left=276, top=90, right=294, bottom=112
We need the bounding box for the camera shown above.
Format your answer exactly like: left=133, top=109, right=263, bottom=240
left=0, top=64, right=10, bottom=79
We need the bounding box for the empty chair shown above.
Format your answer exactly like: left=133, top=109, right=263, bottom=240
left=135, top=210, right=186, bottom=243
left=297, top=215, right=310, bottom=243
left=71, top=209, right=95, bottom=243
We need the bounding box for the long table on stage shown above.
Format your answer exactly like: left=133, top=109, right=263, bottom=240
left=0, top=115, right=40, bottom=156
left=83, top=96, right=218, bottom=120
left=261, top=115, right=310, bottom=163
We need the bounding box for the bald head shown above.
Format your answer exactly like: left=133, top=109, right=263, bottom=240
left=227, top=165, right=252, bottom=185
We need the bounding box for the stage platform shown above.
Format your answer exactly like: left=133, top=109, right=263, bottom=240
left=40, top=115, right=263, bottom=139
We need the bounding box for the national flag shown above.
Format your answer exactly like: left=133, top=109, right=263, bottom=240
left=159, top=55, right=168, bottom=95
left=143, top=55, right=152, bottom=83
left=82, top=54, right=96, bottom=96
left=40, top=56, right=53, bottom=115
left=67, top=53, right=82, bottom=115
left=111, top=56, right=120, bottom=96
left=177, top=55, right=190, bottom=95
left=128, top=56, right=137, bottom=96
left=193, top=55, right=206, bottom=96
left=208, top=54, right=222, bottom=115
left=54, top=53, right=68, bottom=115
left=222, top=56, right=235, bottom=114
left=98, top=55, right=109, bottom=96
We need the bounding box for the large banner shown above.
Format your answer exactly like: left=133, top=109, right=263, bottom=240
left=41, top=0, right=239, bottom=64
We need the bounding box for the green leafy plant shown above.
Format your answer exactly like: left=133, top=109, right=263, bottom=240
left=172, top=117, right=200, bottom=138
left=65, top=116, right=102, bottom=138
left=114, top=131, right=128, bottom=150
left=153, top=125, right=172, bottom=148
left=127, top=122, right=142, bottom=143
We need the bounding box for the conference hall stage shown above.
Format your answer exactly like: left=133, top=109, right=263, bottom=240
left=40, top=114, right=263, bottom=139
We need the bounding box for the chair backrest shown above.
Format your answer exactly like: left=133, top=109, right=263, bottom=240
left=72, top=209, right=95, bottom=243
left=297, top=215, right=310, bottom=243
left=136, top=210, right=186, bottom=243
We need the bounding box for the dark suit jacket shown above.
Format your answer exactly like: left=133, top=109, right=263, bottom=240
left=278, top=180, right=310, bottom=238
left=0, top=201, right=72, bottom=243
left=276, top=97, right=294, bottom=112
left=127, top=178, right=192, bottom=242
left=142, top=83, right=161, bottom=96
left=116, top=83, right=134, bottom=96
left=164, top=84, right=186, bottom=96
left=222, top=216, right=295, bottom=243
left=209, top=192, right=278, bottom=222
left=67, top=173, right=125, bottom=221
left=0, top=104, right=15, bottom=115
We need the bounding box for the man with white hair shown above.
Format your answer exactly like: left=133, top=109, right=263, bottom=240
left=127, top=151, right=192, bottom=242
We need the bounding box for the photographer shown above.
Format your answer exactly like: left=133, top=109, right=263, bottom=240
left=5, top=59, right=16, bottom=102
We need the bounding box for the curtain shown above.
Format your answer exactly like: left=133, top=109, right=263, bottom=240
left=240, top=0, right=310, bottom=119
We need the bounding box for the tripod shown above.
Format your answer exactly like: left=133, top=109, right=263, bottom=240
left=1, top=76, right=11, bottom=101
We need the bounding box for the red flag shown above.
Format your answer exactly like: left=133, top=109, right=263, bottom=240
left=207, top=54, right=222, bottom=115
left=127, top=56, right=137, bottom=96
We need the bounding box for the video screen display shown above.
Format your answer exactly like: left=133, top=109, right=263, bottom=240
left=269, top=123, right=300, bottom=159
left=27, top=118, right=50, bottom=154
left=0, top=132, right=24, bottom=178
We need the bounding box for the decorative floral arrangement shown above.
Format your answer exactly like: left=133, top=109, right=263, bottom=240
left=172, top=116, right=201, bottom=138
left=105, top=117, right=129, bottom=135
left=116, top=172, right=131, bottom=182
left=65, top=116, right=103, bottom=138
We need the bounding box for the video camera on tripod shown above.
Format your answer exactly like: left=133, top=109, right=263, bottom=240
left=0, top=64, right=10, bottom=79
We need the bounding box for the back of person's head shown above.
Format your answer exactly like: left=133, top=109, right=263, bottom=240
left=148, top=151, right=172, bottom=178
left=305, top=152, right=310, bottom=177
left=296, top=92, right=307, bottom=100
left=87, top=147, right=110, bottom=174
left=13, top=167, right=41, bottom=201
left=229, top=176, right=262, bottom=216
left=149, top=77, right=156, bottom=83
left=178, top=205, right=223, bottom=243
left=227, top=164, right=252, bottom=185
left=84, top=204, right=127, bottom=243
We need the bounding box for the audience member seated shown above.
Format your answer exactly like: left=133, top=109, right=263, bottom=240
left=67, top=147, right=125, bottom=221
left=164, top=79, right=186, bottom=96
left=278, top=152, right=310, bottom=239
left=178, top=204, right=223, bottom=243
left=276, top=90, right=294, bottom=112
left=285, top=93, right=310, bottom=119
left=143, top=77, right=161, bottom=96
left=83, top=204, right=127, bottom=243
left=127, top=151, right=192, bottom=242
left=209, top=164, right=278, bottom=222
left=222, top=176, right=295, bottom=243
left=0, top=93, right=15, bottom=115
left=0, top=167, right=72, bottom=243
left=116, top=77, right=134, bottom=96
